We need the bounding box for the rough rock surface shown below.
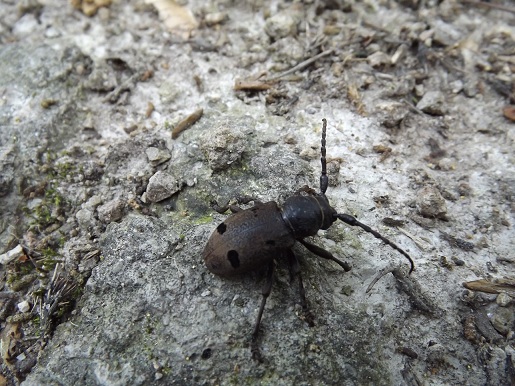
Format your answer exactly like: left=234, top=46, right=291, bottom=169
left=0, top=1, right=514, bottom=385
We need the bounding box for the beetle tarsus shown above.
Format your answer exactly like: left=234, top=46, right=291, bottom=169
left=251, top=261, right=275, bottom=362
left=287, top=250, right=315, bottom=327
left=336, top=213, right=415, bottom=274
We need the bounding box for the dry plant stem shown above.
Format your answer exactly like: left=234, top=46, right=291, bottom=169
left=462, top=0, right=515, bottom=13
left=265, top=49, right=334, bottom=81
left=367, top=265, right=441, bottom=316
left=103, top=72, right=142, bottom=103
left=366, top=265, right=397, bottom=293
left=233, top=80, right=273, bottom=91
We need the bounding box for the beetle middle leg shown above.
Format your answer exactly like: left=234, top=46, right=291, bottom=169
left=299, top=239, right=351, bottom=272
left=251, top=260, right=274, bottom=362
left=286, top=249, right=314, bottom=327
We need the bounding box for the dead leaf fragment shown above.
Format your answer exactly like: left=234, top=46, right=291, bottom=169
left=503, top=105, right=515, bottom=122
left=146, top=0, right=198, bottom=35
left=70, top=0, right=112, bottom=17
left=463, top=278, right=515, bottom=297
left=171, top=108, right=203, bottom=139
left=0, top=323, right=20, bottom=362
left=347, top=84, right=366, bottom=116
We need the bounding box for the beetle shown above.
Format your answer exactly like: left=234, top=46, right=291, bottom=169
left=203, top=118, right=415, bottom=361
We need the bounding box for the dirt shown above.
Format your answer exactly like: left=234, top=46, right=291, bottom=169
left=0, top=0, right=514, bottom=385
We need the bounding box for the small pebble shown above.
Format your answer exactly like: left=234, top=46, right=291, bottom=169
left=496, top=293, right=512, bottom=307
left=416, top=186, right=447, bottom=219
left=18, top=300, right=31, bottom=313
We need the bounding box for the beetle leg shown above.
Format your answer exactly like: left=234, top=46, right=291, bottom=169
left=286, top=250, right=314, bottom=327
left=211, top=196, right=263, bottom=214
left=296, top=185, right=317, bottom=195
left=335, top=213, right=415, bottom=274
left=210, top=200, right=243, bottom=214
left=299, top=239, right=351, bottom=272
left=237, top=196, right=263, bottom=206
left=251, top=260, right=274, bottom=362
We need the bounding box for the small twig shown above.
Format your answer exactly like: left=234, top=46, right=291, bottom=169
left=265, top=49, right=334, bottom=81
left=367, top=264, right=441, bottom=315
left=396, top=227, right=432, bottom=251
left=462, top=0, right=515, bottom=13
left=234, top=80, right=273, bottom=91
left=103, top=72, right=142, bottom=103
left=402, top=98, right=425, bottom=115
left=171, top=108, right=203, bottom=139
left=366, top=265, right=395, bottom=293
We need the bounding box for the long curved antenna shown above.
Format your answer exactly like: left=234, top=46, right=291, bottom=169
left=320, top=118, right=328, bottom=194
left=336, top=213, right=415, bottom=274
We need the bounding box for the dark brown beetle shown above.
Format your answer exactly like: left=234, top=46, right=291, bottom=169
left=203, top=118, right=414, bottom=361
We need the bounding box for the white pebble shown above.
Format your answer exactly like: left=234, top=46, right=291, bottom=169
left=18, top=300, right=31, bottom=313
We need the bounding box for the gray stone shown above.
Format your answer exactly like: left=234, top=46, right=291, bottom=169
left=431, top=19, right=462, bottom=46
left=0, top=2, right=512, bottom=385
left=417, top=91, right=447, bottom=115
left=416, top=186, right=447, bottom=219
left=145, top=171, right=182, bottom=203
left=204, top=12, right=227, bottom=26
left=97, top=199, right=125, bottom=224
left=0, top=145, right=15, bottom=197
left=496, top=293, right=512, bottom=307
left=491, top=307, right=514, bottom=336
left=485, top=347, right=508, bottom=386
left=375, top=101, right=409, bottom=127
left=145, top=147, right=171, bottom=167
left=75, top=208, right=95, bottom=230
left=200, top=126, right=246, bottom=172
left=367, top=51, right=391, bottom=67
left=265, top=12, right=298, bottom=39
left=23, top=215, right=179, bottom=386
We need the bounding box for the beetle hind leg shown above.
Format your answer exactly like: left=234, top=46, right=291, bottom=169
left=251, top=261, right=274, bottom=362
left=286, top=249, right=314, bottom=327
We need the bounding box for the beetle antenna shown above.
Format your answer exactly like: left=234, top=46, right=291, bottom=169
left=320, top=118, right=328, bottom=194
left=335, top=213, right=415, bottom=274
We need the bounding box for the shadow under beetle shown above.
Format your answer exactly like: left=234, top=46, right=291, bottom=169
left=203, top=118, right=415, bottom=361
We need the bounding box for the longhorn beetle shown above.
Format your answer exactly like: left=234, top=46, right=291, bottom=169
left=203, top=118, right=414, bottom=361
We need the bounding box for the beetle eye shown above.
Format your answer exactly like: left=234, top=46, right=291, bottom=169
left=227, top=250, right=240, bottom=268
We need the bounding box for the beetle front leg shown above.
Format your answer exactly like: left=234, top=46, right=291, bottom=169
left=286, top=249, right=314, bottom=327
left=336, top=213, right=414, bottom=274
left=299, top=239, right=351, bottom=272
left=251, top=260, right=274, bottom=362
